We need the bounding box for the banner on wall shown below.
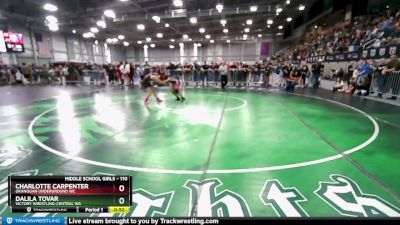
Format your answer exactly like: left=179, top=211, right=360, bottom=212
left=306, top=45, right=400, bottom=63
left=35, top=33, right=52, bottom=56
left=260, top=42, right=270, bottom=59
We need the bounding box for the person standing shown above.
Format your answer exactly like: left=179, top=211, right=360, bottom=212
left=124, top=62, right=131, bottom=86
left=200, top=61, right=209, bottom=86
left=299, top=64, right=309, bottom=88
left=262, top=63, right=271, bottom=88
left=311, top=60, right=322, bottom=88
left=129, top=62, right=135, bottom=85
left=194, top=61, right=201, bottom=86
left=213, top=62, right=220, bottom=85
left=381, top=55, right=400, bottom=100
left=183, top=63, right=192, bottom=86
left=119, top=62, right=125, bottom=85
left=41, top=64, right=49, bottom=84
left=219, top=62, right=228, bottom=90
left=21, top=62, right=32, bottom=84
left=229, top=62, right=238, bottom=86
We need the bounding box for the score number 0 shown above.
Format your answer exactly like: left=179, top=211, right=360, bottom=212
left=118, top=184, right=126, bottom=205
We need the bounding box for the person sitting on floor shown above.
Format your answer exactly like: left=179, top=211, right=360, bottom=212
left=338, top=78, right=356, bottom=94
left=333, top=77, right=344, bottom=92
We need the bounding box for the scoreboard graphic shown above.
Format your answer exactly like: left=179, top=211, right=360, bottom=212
left=8, top=176, right=131, bottom=213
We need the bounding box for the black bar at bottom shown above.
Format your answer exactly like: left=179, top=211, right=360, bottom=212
left=65, top=218, right=399, bottom=225
left=11, top=207, right=109, bottom=213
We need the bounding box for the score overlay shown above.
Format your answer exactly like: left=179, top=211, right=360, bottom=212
left=8, top=176, right=132, bottom=213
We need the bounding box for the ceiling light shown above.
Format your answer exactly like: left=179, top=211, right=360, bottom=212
left=267, top=25, right=271, bottom=28
left=278, top=25, right=283, bottom=29
left=150, top=44, right=156, bottom=48
left=97, top=20, right=106, bottom=28
left=123, top=41, right=129, bottom=46
left=137, top=40, right=143, bottom=44
left=246, top=19, right=253, bottom=25
left=146, top=37, right=152, bottom=42
left=152, top=16, right=161, bottom=23
left=190, top=17, right=197, bottom=24
left=223, top=29, right=228, bottom=33
left=83, top=32, right=95, bottom=38
left=118, top=35, right=125, bottom=40
left=197, top=43, right=202, bottom=47
left=45, top=15, right=58, bottom=23
left=174, top=0, right=183, bottom=7
left=112, top=38, right=118, bottom=43
left=210, top=40, right=214, bottom=43
left=72, top=29, right=76, bottom=34
left=277, top=33, right=283, bottom=36
left=314, top=25, right=318, bottom=29
left=267, top=19, right=273, bottom=25
left=250, top=6, right=257, bottom=12
left=43, top=3, right=58, bottom=12
left=156, top=33, right=163, bottom=38
left=216, top=3, right=224, bottom=12
left=286, top=0, right=291, bottom=5
left=104, top=9, right=116, bottom=19
left=137, top=24, right=145, bottom=30
left=189, top=38, right=192, bottom=41
left=220, top=19, right=227, bottom=26
left=205, top=34, right=211, bottom=39
left=299, top=5, right=305, bottom=11
left=90, top=27, right=99, bottom=33
left=258, top=34, right=262, bottom=38
left=165, top=23, right=170, bottom=27
left=107, top=38, right=113, bottom=43
left=183, top=34, right=189, bottom=39
left=276, top=8, right=283, bottom=13
left=244, top=28, right=250, bottom=33
left=48, top=23, right=59, bottom=31
left=169, top=45, right=175, bottom=49
left=173, top=0, right=183, bottom=7
left=171, top=39, right=175, bottom=42
left=199, top=28, right=205, bottom=33
left=286, top=17, right=292, bottom=22
left=226, top=40, right=230, bottom=43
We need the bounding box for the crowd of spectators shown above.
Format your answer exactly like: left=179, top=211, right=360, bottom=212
left=1, top=8, right=400, bottom=101
left=272, top=8, right=400, bottom=62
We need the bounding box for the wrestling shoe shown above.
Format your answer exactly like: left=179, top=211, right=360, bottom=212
left=181, top=97, right=186, bottom=102
left=144, top=99, right=150, bottom=105
left=175, top=97, right=181, bottom=101
left=156, top=98, right=163, bottom=104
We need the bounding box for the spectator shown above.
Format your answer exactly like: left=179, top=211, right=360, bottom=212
left=285, top=70, right=298, bottom=91
left=333, top=77, right=344, bottom=92
left=355, top=60, right=371, bottom=85
left=21, top=62, right=32, bottom=84
left=380, top=55, right=400, bottom=100
left=219, top=62, right=228, bottom=90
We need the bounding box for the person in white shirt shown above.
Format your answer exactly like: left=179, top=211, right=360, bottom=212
left=219, top=62, right=228, bottom=90
left=124, top=62, right=131, bottom=86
